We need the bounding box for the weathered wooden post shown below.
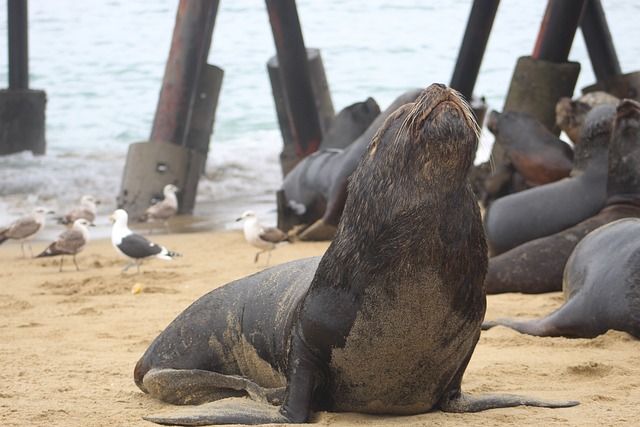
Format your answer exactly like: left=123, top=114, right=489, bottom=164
left=265, top=0, right=332, bottom=176
left=492, top=0, right=585, bottom=163
left=0, top=0, right=47, bottom=156
left=118, top=0, right=223, bottom=219
left=580, top=0, right=640, bottom=101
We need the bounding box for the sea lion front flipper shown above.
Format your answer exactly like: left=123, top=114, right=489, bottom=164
left=142, top=368, right=285, bottom=406
left=438, top=390, right=579, bottom=413
left=143, top=397, right=290, bottom=426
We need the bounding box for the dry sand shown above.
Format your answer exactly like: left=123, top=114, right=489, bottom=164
left=1, top=228, right=638, bottom=426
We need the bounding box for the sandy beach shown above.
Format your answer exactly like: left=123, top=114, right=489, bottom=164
left=1, top=227, right=638, bottom=427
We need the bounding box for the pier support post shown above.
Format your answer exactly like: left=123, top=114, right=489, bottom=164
left=118, top=0, right=222, bottom=218
left=266, top=0, right=329, bottom=175
left=0, top=0, right=46, bottom=156
left=267, top=48, right=334, bottom=176
left=580, top=0, right=640, bottom=101
left=493, top=0, right=584, bottom=164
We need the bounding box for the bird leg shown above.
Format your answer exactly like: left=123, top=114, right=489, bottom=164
left=73, top=254, right=80, bottom=271
left=254, top=251, right=264, bottom=264
left=59, top=255, right=65, bottom=272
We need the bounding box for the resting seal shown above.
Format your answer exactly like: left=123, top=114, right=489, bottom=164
left=484, top=104, right=615, bottom=256
left=486, top=110, right=574, bottom=187
left=484, top=218, right=640, bottom=338
left=135, top=84, right=577, bottom=425
left=486, top=98, right=640, bottom=294
left=279, top=89, right=423, bottom=239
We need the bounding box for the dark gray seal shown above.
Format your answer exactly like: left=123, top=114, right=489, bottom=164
left=486, top=99, right=640, bottom=294
left=484, top=218, right=640, bottom=338
left=484, top=104, right=615, bottom=256
left=278, top=88, right=423, bottom=240
left=134, top=84, right=577, bottom=426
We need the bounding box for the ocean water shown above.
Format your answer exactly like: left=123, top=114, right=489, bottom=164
left=1, top=0, right=639, bottom=239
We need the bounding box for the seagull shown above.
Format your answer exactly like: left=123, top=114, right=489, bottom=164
left=110, top=209, right=181, bottom=274
left=0, top=207, right=55, bottom=257
left=236, top=210, right=290, bottom=267
left=139, top=184, right=179, bottom=233
left=57, top=195, right=100, bottom=226
left=36, top=218, right=93, bottom=271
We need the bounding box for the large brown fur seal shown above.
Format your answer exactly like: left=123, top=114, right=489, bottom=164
left=484, top=218, right=640, bottom=338
left=134, top=84, right=577, bottom=425
left=484, top=104, right=615, bottom=256
left=486, top=99, right=640, bottom=294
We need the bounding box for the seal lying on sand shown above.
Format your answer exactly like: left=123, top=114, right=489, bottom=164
left=485, top=99, right=640, bottom=294
left=135, top=84, right=577, bottom=426
left=484, top=104, right=615, bottom=256
left=484, top=218, right=640, bottom=338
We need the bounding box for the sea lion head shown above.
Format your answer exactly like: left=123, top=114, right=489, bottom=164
left=364, top=83, right=480, bottom=187
left=607, top=98, right=640, bottom=199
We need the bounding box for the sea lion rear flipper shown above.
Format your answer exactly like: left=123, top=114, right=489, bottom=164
left=438, top=390, right=579, bottom=413
left=142, top=368, right=285, bottom=406
left=143, top=397, right=290, bottom=425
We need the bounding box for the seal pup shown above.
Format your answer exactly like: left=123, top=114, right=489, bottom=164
left=485, top=98, right=640, bottom=294
left=135, top=84, right=577, bottom=426
left=110, top=209, right=180, bottom=274
left=555, top=91, right=620, bottom=145
left=484, top=218, right=640, bottom=338
left=139, top=184, right=179, bottom=233
left=484, top=104, right=615, bottom=256
left=0, top=207, right=54, bottom=257
left=57, top=194, right=100, bottom=226
left=36, top=218, right=93, bottom=271
left=236, top=210, right=290, bottom=267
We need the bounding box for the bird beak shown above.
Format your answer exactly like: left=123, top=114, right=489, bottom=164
left=108, top=215, right=115, bottom=222
left=236, top=217, right=243, bottom=222
left=89, top=223, right=96, bottom=227
left=47, top=210, right=55, bottom=214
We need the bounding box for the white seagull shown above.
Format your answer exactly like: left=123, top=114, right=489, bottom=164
left=36, top=218, right=93, bottom=271
left=110, top=209, right=181, bottom=274
left=0, top=207, right=55, bottom=257
left=57, top=194, right=100, bottom=226
left=236, top=210, right=290, bottom=267
left=139, top=184, right=179, bottom=233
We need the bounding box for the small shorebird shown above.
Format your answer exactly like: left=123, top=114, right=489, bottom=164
left=236, top=210, right=290, bottom=267
left=37, top=218, right=93, bottom=271
left=111, top=209, right=181, bottom=274
left=139, top=184, right=179, bottom=234
left=57, top=194, right=100, bottom=226
left=0, top=207, right=55, bottom=257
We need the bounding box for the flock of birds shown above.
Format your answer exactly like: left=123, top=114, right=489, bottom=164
left=0, top=184, right=291, bottom=273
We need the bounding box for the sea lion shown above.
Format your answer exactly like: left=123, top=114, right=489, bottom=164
left=135, top=84, right=577, bottom=426
left=484, top=218, right=640, bottom=338
left=485, top=98, right=640, bottom=294
left=317, top=97, right=380, bottom=150
left=484, top=104, right=615, bottom=256
left=278, top=88, right=423, bottom=240
left=486, top=109, right=574, bottom=187
left=555, top=91, right=620, bottom=145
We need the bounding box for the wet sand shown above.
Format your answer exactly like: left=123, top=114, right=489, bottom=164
left=1, top=228, right=638, bottom=426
